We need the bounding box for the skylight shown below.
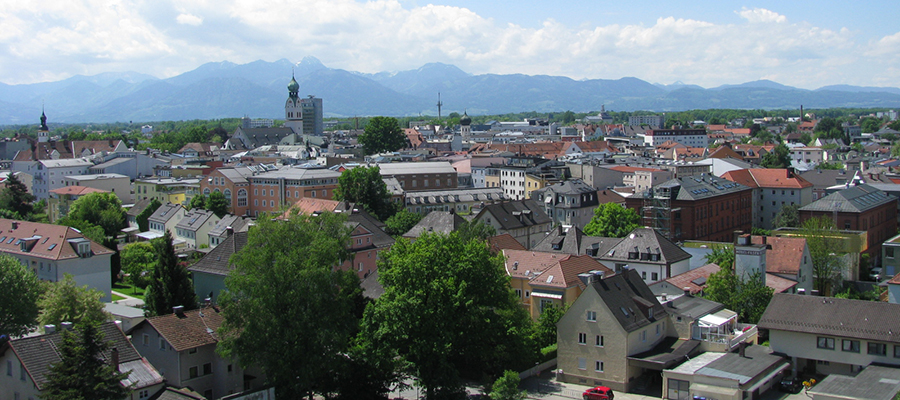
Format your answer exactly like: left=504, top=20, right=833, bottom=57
left=48, top=243, right=57, bottom=250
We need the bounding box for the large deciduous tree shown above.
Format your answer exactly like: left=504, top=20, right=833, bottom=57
left=800, top=216, right=845, bottom=295
left=704, top=268, right=773, bottom=324
left=206, top=190, right=229, bottom=217
left=358, top=116, right=406, bottom=154
left=217, top=213, right=362, bottom=399
left=41, top=321, right=132, bottom=400
left=704, top=245, right=734, bottom=269
left=775, top=204, right=800, bottom=228
left=38, top=274, right=109, bottom=329
left=58, top=192, right=127, bottom=282
left=760, top=143, right=792, bottom=168
left=384, top=208, right=423, bottom=236
left=583, top=202, right=641, bottom=238
left=0, top=254, right=43, bottom=337
left=120, top=242, right=156, bottom=290
left=144, top=231, right=197, bottom=316
left=360, top=231, right=536, bottom=399
left=334, top=166, right=397, bottom=222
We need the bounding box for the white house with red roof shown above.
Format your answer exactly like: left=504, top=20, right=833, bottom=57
left=0, top=218, right=115, bottom=301
left=720, top=168, right=814, bottom=230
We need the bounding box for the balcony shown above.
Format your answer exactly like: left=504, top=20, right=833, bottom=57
left=691, top=309, right=758, bottom=352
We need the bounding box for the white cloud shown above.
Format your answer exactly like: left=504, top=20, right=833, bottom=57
left=176, top=13, right=203, bottom=26
left=0, top=1, right=896, bottom=90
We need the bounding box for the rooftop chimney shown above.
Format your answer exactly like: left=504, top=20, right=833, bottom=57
left=173, top=305, right=185, bottom=316
left=683, top=287, right=692, bottom=297
left=11, top=221, right=18, bottom=230
left=225, top=226, right=234, bottom=237
left=44, top=325, right=56, bottom=334
left=797, top=288, right=806, bottom=295
left=739, top=341, right=748, bottom=358
left=111, top=348, right=119, bottom=367
left=61, top=321, right=74, bottom=331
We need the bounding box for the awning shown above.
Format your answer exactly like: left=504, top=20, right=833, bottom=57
left=135, top=231, right=163, bottom=240
left=531, top=292, right=563, bottom=300
left=690, top=383, right=740, bottom=398
left=700, top=309, right=737, bottom=327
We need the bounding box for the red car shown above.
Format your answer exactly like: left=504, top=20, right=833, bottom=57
left=583, top=386, right=614, bottom=400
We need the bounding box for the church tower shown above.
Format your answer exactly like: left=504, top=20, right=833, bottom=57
left=284, top=75, right=304, bottom=135
left=38, top=109, right=49, bottom=143
left=459, top=110, right=472, bottom=138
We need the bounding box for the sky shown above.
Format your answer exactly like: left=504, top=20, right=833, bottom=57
left=1, top=0, right=899, bottom=89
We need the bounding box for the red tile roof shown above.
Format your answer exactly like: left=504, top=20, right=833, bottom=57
left=765, top=273, right=798, bottom=293
left=502, top=249, right=567, bottom=280
left=489, top=234, right=526, bottom=252
left=49, top=185, right=108, bottom=196
left=720, top=169, right=813, bottom=189
left=659, top=263, right=722, bottom=294
left=707, top=124, right=727, bottom=131
left=751, top=236, right=808, bottom=275
left=0, top=218, right=114, bottom=260
left=888, top=272, right=900, bottom=285
left=528, top=254, right=612, bottom=290
left=707, top=146, right=744, bottom=160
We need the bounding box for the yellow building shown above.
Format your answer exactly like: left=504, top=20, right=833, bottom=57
left=134, top=177, right=201, bottom=207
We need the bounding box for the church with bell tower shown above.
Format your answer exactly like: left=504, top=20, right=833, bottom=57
left=283, top=75, right=304, bottom=135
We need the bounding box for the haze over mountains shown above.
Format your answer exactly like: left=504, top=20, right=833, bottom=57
left=2, top=56, right=900, bottom=125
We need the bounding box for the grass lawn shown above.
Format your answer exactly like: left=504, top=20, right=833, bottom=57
left=112, top=283, right=146, bottom=300
left=112, top=294, right=125, bottom=302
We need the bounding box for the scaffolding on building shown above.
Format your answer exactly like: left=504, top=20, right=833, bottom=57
left=642, top=182, right=680, bottom=240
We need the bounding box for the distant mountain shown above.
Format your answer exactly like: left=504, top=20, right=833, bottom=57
left=1, top=58, right=900, bottom=124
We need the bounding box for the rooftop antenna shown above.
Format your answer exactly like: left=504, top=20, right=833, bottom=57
left=436, top=92, right=443, bottom=121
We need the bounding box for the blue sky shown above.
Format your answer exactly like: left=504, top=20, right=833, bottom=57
left=1, top=0, right=898, bottom=89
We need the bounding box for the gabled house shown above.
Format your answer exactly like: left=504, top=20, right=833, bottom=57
left=531, top=179, right=599, bottom=229
left=206, top=215, right=252, bottom=249
left=137, top=203, right=187, bottom=246
left=174, top=209, right=221, bottom=249
left=531, top=225, right=622, bottom=259
left=525, top=254, right=613, bottom=319
left=402, top=210, right=467, bottom=240
left=597, top=228, right=692, bottom=284
left=720, top=168, right=814, bottom=230
left=0, top=322, right=164, bottom=400
left=129, top=307, right=264, bottom=399
left=473, top=199, right=552, bottom=249
left=189, top=232, right=248, bottom=303
left=759, top=293, right=900, bottom=376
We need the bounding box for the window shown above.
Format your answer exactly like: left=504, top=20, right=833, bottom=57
left=20, top=362, right=25, bottom=381
left=842, top=340, right=860, bottom=353
left=189, top=366, right=199, bottom=379
left=228, top=364, right=233, bottom=373
left=142, top=334, right=149, bottom=346
left=656, top=324, right=660, bottom=336
left=888, top=247, right=895, bottom=259
left=578, top=333, right=587, bottom=345
left=641, top=271, right=647, bottom=279
left=868, top=342, right=887, bottom=356
left=641, top=330, right=647, bottom=342
left=595, top=335, right=604, bottom=347
left=595, top=361, right=604, bottom=372
left=668, top=379, right=690, bottom=400
left=586, top=311, right=597, bottom=321
left=189, top=348, right=197, bottom=354
left=651, top=272, right=659, bottom=281
left=6, top=360, right=11, bottom=376
left=203, top=363, right=212, bottom=375
left=894, top=345, right=900, bottom=358
left=159, top=338, right=166, bottom=350
left=817, top=337, right=835, bottom=350
left=577, top=357, right=586, bottom=370
left=515, top=289, right=522, bottom=298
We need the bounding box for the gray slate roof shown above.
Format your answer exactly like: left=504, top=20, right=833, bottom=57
left=799, top=183, right=896, bottom=213
left=758, top=293, right=900, bottom=344
left=799, top=169, right=853, bottom=189
left=126, top=198, right=153, bottom=217
left=662, top=294, right=724, bottom=320
left=809, top=365, right=900, bottom=400
left=208, top=215, right=252, bottom=238
left=532, top=179, right=597, bottom=196
left=589, top=269, right=665, bottom=333
left=403, top=211, right=468, bottom=238
left=188, top=232, right=249, bottom=276
left=531, top=225, right=622, bottom=257
left=644, top=176, right=752, bottom=201
left=175, top=209, right=216, bottom=231
left=599, top=228, right=691, bottom=265
left=477, top=199, right=551, bottom=230
left=148, top=203, right=184, bottom=224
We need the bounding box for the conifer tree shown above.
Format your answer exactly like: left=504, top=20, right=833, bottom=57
left=0, top=173, right=35, bottom=219
left=144, top=231, right=197, bottom=316
left=41, top=321, right=132, bottom=400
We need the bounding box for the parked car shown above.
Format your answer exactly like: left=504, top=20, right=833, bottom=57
left=776, top=377, right=803, bottom=394
left=583, top=386, right=614, bottom=400
left=870, top=267, right=883, bottom=281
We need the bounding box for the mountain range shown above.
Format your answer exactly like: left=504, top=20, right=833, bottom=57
left=2, top=56, right=900, bottom=125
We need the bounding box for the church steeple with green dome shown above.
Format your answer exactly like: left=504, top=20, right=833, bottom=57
left=287, top=74, right=300, bottom=99
left=284, top=72, right=303, bottom=134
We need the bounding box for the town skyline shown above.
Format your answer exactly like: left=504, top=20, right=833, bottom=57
left=2, top=0, right=898, bottom=89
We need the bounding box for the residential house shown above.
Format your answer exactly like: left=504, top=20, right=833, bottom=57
left=525, top=254, right=613, bottom=319
left=402, top=210, right=467, bottom=240
left=790, top=147, right=826, bottom=166
left=206, top=215, right=252, bottom=249
left=625, top=176, right=753, bottom=242
left=662, top=345, right=788, bottom=400
left=15, top=158, right=94, bottom=199
left=178, top=143, right=220, bottom=158
left=189, top=232, right=249, bottom=303
left=799, top=169, right=855, bottom=201
left=799, top=183, right=898, bottom=265
left=62, top=173, right=132, bottom=203
left=649, top=262, right=799, bottom=296
left=377, top=162, right=458, bottom=192
left=720, top=168, right=813, bottom=230
left=473, top=200, right=553, bottom=249
left=0, top=322, right=164, bottom=400
left=126, top=199, right=154, bottom=229
left=47, top=185, right=108, bottom=222
left=531, top=179, right=600, bottom=229
left=596, top=227, right=692, bottom=285
left=531, top=225, right=622, bottom=258
left=0, top=218, right=115, bottom=301
left=807, top=365, right=900, bottom=400
left=135, top=177, right=201, bottom=206
left=137, top=203, right=187, bottom=246
left=759, top=293, right=900, bottom=376
left=174, top=209, right=221, bottom=249
left=129, top=307, right=265, bottom=399
left=751, top=236, right=813, bottom=294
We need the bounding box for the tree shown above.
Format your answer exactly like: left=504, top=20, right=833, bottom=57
left=888, top=119, right=900, bottom=132
left=0, top=173, right=35, bottom=219
left=760, top=143, right=791, bottom=168
left=135, top=199, right=161, bottom=232
left=144, top=231, right=197, bottom=316
left=360, top=231, right=536, bottom=399
left=704, top=268, right=773, bottom=324
left=63, top=192, right=126, bottom=238
left=384, top=209, right=423, bottom=236
left=358, top=116, right=406, bottom=154
left=583, top=203, right=641, bottom=238
left=217, top=213, right=362, bottom=399
left=457, top=220, right=498, bottom=243
left=775, top=204, right=800, bottom=228
left=206, top=190, right=229, bottom=217
left=799, top=216, right=845, bottom=295
left=120, top=242, right=155, bottom=290
left=189, top=193, right=206, bottom=210
left=38, top=274, right=109, bottom=329
left=0, top=254, right=43, bottom=337
left=704, top=245, right=734, bottom=269
left=41, top=321, right=132, bottom=400
left=490, top=371, right=525, bottom=400
left=531, top=303, right=567, bottom=349
left=334, top=166, right=397, bottom=221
